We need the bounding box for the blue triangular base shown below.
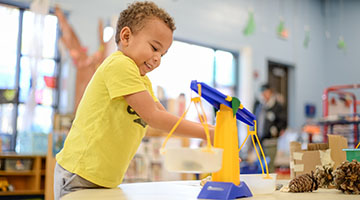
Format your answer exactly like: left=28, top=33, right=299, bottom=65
left=197, top=181, right=252, bottom=199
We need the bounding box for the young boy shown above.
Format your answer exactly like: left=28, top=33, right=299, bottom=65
left=54, top=1, right=213, bottom=199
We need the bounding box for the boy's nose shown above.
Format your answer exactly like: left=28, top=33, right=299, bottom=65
left=153, top=54, right=161, bottom=65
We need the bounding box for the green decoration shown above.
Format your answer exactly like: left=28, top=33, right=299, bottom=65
left=337, top=36, right=346, bottom=50
left=277, top=20, right=285, bottom=36
left=4, top=89, right=16, bottom=101
left=276, top=19, right=289, bottom=39
left=304, top=30, right=310, bottom=48
left=231, top=97, right=241, bottom=117
left=243, top=11, right=255, bottom=36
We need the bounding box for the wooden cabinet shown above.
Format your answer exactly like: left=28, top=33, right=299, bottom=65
left=0, top=154, right=46, bottom=196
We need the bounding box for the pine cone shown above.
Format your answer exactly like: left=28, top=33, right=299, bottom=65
left=333, top=160, right=360, bottom=194
left=289, top=171, right=318, bottom=192
left=314, top=164, right=335, bottom=188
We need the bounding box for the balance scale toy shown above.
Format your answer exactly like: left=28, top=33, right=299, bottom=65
left=161, top=80, right=272, bottom=200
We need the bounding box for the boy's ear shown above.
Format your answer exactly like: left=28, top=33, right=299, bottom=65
left=120, top=27, right=131, bottom=46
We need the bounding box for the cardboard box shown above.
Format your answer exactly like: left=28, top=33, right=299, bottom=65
left=290, top=135, right=348, bottom=178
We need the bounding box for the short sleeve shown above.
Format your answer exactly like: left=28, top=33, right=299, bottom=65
left=102, top=56, right=146, bottom=99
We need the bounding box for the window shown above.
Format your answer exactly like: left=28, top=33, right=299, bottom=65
left=148, top=40, right=238, bottom=124
left=0, top=3, right=59, bottom=153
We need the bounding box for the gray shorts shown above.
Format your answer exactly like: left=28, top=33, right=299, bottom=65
left=53, top=162, right=104, bottom=200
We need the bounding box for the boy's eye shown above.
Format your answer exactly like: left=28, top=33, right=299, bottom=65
left=151, top=45, right=158, bottom=51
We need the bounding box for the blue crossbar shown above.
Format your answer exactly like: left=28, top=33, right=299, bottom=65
left=190, top=80, right=255, bottom=126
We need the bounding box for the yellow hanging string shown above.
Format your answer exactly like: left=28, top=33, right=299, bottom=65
left=238, top=132, right=250, bottom=152
left=238, top=120, right=271, bottom=179
left=194, top=98, right=212, bottom=152
left=251, top=134, right=264, bottom=174
left=195, top=84, right=213, bottom=152
left=254, top=129, right=271, bottom=178
left=160, top=84, right=213, bottom=154
left=356, top=141, right=360, bottom=149
left=160, top=100, right=193, bottom=154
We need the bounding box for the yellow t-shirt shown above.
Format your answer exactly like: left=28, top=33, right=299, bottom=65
left=56, top=51, right=158, bottom=188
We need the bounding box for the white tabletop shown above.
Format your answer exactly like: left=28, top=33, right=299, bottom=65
left=61, top=180, right=360, bottom=200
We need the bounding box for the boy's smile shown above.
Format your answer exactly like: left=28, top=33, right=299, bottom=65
left=119, top=18, right=173, bottom=76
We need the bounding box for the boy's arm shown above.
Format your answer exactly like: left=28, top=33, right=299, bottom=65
left=124, top=90, right=213, bottom=140
left=155, top=101, right=167, bottom=111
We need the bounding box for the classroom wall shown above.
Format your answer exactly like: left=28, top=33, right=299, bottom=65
left=323, top=0, right=360, bottom=96
left=15, top=0, right=356, bottom=130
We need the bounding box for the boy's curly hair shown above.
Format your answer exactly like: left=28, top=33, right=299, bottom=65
left=115, top=1, right=176, bottom=44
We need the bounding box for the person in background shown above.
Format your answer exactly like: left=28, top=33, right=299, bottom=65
left=53, top=2, right=213, bottom=199
left=253, top=83, right=287, bottom=172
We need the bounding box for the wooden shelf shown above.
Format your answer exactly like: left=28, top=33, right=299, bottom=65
left=0, top=189, right=44, bottom=196
left=0, top=170, right=35, bottom=176
left=0, top=154, right=46, bottom=197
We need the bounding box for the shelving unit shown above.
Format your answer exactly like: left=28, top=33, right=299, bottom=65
left=0, top=153, right=46, bottom=196
left=322, top=84, right=360, bottom=146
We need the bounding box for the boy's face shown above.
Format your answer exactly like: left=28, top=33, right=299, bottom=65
left=120, top=18, right=173, bottom=76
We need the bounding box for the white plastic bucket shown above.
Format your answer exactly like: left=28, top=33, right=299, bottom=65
left=163, top=147, right=223, bottom=173
left=240, top=173, right=277, bottom=194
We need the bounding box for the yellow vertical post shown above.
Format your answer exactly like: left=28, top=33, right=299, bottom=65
left=211, top=104, right=240, bottom=185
